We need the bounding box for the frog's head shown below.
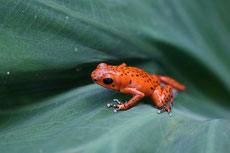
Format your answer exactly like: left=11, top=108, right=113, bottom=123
left=91, top=63, right=118, bottom=90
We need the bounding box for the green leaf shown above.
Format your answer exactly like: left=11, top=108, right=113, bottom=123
left=0, top=0, right=230, bottom=153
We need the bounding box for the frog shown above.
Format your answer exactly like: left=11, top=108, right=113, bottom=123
left=91, top=63, right=186, bottom=117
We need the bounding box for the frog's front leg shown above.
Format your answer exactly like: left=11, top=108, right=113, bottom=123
left=150, top=85, right=174, bottom=117
left=107, top=88, right=145, bottom=113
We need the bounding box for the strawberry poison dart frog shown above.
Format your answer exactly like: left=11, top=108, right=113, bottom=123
left=91, top=63, right=186, bottom=117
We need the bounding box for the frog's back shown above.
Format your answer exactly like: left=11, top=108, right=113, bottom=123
left=108, top=65, right=160, bottom=96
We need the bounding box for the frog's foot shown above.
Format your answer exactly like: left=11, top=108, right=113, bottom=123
left=157, top=105, right=172, bottom=117
left=106, top=103, right=120, bottom=113
left=106, top=99, right=127, bottom=113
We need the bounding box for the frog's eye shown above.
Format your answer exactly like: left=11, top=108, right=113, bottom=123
left=103, top=78, right=114, bottom=85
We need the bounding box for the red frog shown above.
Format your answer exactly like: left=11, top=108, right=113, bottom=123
left=91, top=63, right=186, bottom=117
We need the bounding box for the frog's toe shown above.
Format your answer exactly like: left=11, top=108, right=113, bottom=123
left=168, top=111, right=172, bottom=117
left=156, top=106, right=166, bottom=114
left=113, top=108, right=120, bottom=113
left=113, top=99, right=122, bottom=104
left=169, top=102, right=173, bottom=108
left=106, top=103, right=118, bottom=108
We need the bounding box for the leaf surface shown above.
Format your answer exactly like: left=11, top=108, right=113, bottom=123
left=0, top=0, right=230, bottom=153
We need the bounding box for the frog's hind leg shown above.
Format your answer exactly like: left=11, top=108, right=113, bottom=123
left=158, top=75, right=186, bottom=91
left=150, top=85, right=174, bottom=117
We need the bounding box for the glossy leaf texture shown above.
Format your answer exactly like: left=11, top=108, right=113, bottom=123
left=0, top=0, right=230, bottom=153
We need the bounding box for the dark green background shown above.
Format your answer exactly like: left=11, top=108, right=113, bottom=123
left=0, top=0, right=230, bottom=153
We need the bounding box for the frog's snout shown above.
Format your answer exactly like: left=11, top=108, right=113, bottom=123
left=91, top=70, right=97, bottom=82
